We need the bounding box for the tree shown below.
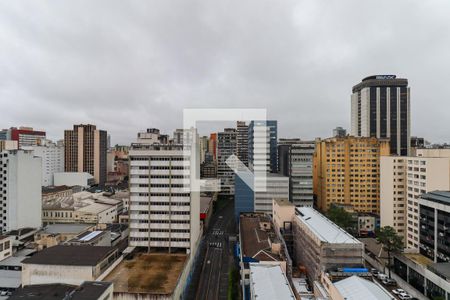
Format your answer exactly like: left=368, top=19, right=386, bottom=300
left=326, top=206, right=357, bottom=235
left=376, top=226, right=403, bottom=278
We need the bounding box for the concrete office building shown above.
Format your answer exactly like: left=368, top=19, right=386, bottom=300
left=199, top=136, right=209, bottom=164
left=31, top=139, right=64, bottom=186
left=64, top=124, right=107, bottom=185
left=248, top=120, right=277, bottom=174
left=0, top=140, right=18, bottom=151
left=278, top=139, right=315, bottom=207
left=209, top=133, right=217, bottom=161
left=128, top=131, right=200, bottom=254
left=351, top=75, right=410, bottom=156
left=0, top=127, right=46, bottom=148
left=0, top=150, right=42, bottom=233
left=236, top=121, right=249, bottom=167
left=254, top=174, right=289, bottom=214
left=217, top=128, right=237, bottom=196
left=314, top=136, right=390, bottom=214
left=381, top=149, right=450, bottom=249
left=419, top=191, right=450, bottom=263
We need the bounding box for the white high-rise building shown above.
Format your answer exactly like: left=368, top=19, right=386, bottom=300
left=380, top=149, right=450, bottom=249
left=0, top=150, right=42, bottom=232
left=128, top=131, right=200, bottom=254
left=30, top=140, right=64, bottom=186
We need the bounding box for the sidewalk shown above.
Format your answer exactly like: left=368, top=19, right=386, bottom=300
left=364, top=253, right=428, bottom=300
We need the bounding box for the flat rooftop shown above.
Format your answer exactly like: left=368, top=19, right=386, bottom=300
left=421, top=190, right=450, bottom=205
left=249, top=263, right=295, bottom=300
left=334, top=275, right=393, bottom=300
left=40, top=223, right=92, bottom=235
left=22, top=245, right=115, bottom=266
left=274, top=199, right=294, bottom=207
left=104, top=253, right=186, bottom=294
left=404, top=253, right=434, bottom=267
left=296, top=207, right=360, bottom=244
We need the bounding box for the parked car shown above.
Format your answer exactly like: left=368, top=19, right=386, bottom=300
left=370, top=268, right=379, bottom=275
left=377, top=273, right=388, bottom=280
left=392, top=289, right=406, bottom=295
left=382, top=278, right=396, bottom=286
left=398, top=294, right=413, bottom=300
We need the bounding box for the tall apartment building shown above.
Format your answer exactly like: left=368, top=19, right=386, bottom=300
left=351, top=75, right=410, bottom=156
left=64, top=124, right=107, bottom=185
left=31, top=139, right=65, bottom=186
left=248, top=120, right=277, bottom=174
left=254, top=174, right=289, bottom=214
left=0, top=149, right=42, bottom=232
left=128, top=134, right=200, bottom=254
left=313, top=136, right=390, bottom=214
left=217, top=128, right=237, bottom=196
left=278, top=139, right=315, bottom=207
left=236, top=121, right=248, bottom=167
left=380, top=156, right=408, bottom=242
left=381, top=149, right=450, bottom=249
left=419, top=191, right=450, bottom=263
left=0, top=127, right=46, bottom=148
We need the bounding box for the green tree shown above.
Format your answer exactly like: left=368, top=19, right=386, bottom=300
left=326, top=206, right=357, bottom=235
left=376, top=226, right=403, bottom=278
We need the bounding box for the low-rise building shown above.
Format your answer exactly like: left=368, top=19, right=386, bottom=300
left=238, top=213, right=292, bottom=299
left=54, top=172, right=95, bottom=188
left=34, top=223, right=94, bottom=250
left=21, top=245, right=119, bottom=286
left=9, top=281, right=113, bottom=300
left=273, top=203, right=364, bottom=282
left=0, top=236, right=12, bottom=261
left=248, top=263, right=296, bottom=300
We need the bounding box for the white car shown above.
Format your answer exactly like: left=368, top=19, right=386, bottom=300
left=398, top=294, right=412, bottom=300
left=392, top=289, right=406, bottom=295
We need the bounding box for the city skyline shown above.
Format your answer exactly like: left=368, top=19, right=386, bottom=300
left=1, top=1, right=450, bottom=145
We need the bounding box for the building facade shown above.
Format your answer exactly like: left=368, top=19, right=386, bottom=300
left=248, top=120, right=277, bottom=174
left=236, top=121, right=249, bottom=167
left=1, top=127, right=46, bottom=148
left=419, top=191, right=450, bottom=263
left=64, top=124, right=107, bottom=185
left=351, top=75, right=410, bottom=156
left=31, top=140, right=64, bottom=186
left=313, top=136, right=390, bottom=214
left=128, top=137, right=200, bottom=254
left=0, top=150, right=42, bottom=233
left=254, top=174, right=289, bottom=214
left=217, top=128, right=237, bottom=196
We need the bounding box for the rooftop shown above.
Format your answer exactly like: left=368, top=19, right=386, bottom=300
left=240, top=215, right=281, bottom=261
left=42, top=185, right=72, bottom=194
left=334, top=275, right=393, bottom=300
left=403, top=253, right=434, bottom=267
left=429, top=263, right=450, bottom=280
left=8, top=281, right=112, bottom=300
left=22, top=245, right=115, bottom=266
left=421, top=190, right=450, bottom=205
left=0, top=270, right=21, bottom=289
left=40, top=223, right=93, bottom=235
left=76, top=202, right=112, bottom=214
left=274, top=199, right=294, bottom=207
left=249, top=263, right=295, bottom=300
left=104, top=253, right=186, bottom=294
left=296, top=207, right=360, bottom=244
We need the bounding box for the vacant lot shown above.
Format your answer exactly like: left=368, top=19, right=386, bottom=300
left=105, top=253, right=187, bottom=294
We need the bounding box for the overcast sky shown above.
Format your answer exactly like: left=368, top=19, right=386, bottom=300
left=0, top=1, right=449, bottom=145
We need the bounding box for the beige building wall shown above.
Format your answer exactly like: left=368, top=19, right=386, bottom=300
left=380, top=156, right=407, bottom=244
left=313, top=136, right=390, bottom=214
left=405, top=156, right=450, bottom=249
left=272, top=199, right=295, bottom=232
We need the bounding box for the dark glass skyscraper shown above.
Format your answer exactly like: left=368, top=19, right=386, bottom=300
left=351, top=75, right=410, bottom=156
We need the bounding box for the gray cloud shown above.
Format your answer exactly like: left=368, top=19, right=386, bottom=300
left=0, top=0, right=449, bottom=144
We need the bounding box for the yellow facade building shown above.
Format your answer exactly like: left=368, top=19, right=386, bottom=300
left=313, top=136, right=390, bottom=214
